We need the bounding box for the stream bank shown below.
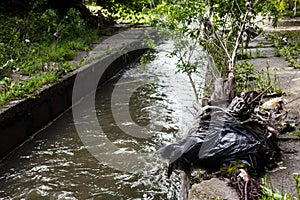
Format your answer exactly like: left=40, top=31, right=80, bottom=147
left=0, top=40, right=201, bottom=199
left=188, top=17, right=300, bottom=199
left=0, top=26, right=159, bottom=158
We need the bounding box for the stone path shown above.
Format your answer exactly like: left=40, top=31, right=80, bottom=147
left=248, top=18, right=300, bottom=197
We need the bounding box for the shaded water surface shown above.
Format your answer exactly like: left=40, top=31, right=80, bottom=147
left=0, top=41, right=204, bottom=199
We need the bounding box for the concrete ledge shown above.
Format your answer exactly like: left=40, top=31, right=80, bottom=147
left=0, top=27, right=159, bottom=158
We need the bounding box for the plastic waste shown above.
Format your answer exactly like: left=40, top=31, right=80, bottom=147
left=159, top=114, right=277, bottom=177
left=261, top=97, right=284, bottom=110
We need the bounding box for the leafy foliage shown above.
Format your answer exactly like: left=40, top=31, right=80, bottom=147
left=0, top=5, right=99, bottom=105
left=235, top=60, right=281, bottom=94
left=149, top=0, right=281, bottom=75
left=0, top=0, right=152, bottom=106
left=0, top=72, right=58, bottom=105
left=259, top=176, right=297, bottom=200
left=268, top=32, right=300, bottom=69
left=87, top=0, right=155, bottom=23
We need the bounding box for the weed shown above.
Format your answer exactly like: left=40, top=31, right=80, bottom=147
left=293, top=131, right=300, bottom=137
left=0, top=0, right=148, bottom=107
left=219, top=162, right=246, bottom=176
left=257, top=61, right=282, bottom=94
left=0, top=59, right=13, bottom=79
left=259, top=176, right=294, bottom=200
left=19, top=60, right=44, bottom=75
left=0, top=72, right=58, bottom=105
left=0, top=7, right=100, bottom=106
left=237, top=52, right=252, bottom=60
left=59, top=61, right=73, bottom=75
left=235, top=61, right=282, bottom=94
left=0, top=77, right=13, bottom=94
left=68, top=39, right=91, bottom=51
left=255, top=49, right=267, bottom=58
left=267, top=33, right=300, bottom=69
left=294, top=173, right=300, bottom=198
left=47, top=43, right=75, bottom=62
left=274, top=48, right=281, bottom=57
left=78, top=58, right=86, bottom=68
left=235, top=61, right=257, bottom=92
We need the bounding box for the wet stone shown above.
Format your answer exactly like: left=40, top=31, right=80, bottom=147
left=188, top=178, right=240, bottom=200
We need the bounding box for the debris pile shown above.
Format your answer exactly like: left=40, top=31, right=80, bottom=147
left=159, top=76, right=289, bottom=199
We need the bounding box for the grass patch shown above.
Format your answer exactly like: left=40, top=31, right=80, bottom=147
left=259, top=174, right=300, bottom=200
left=0, top=72, right=58, bottom=105
left=267, top=32, right=300, bottom=69
left=235, top=60, right=282, bottom=94
left=0, top=8, right=100, bottom=106
left=47, top=43, right=76, bottom=62
left=293, top=130, right=300, bottom=137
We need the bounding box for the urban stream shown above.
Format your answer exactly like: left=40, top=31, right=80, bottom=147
left=0, top=41, right=205, bottom=199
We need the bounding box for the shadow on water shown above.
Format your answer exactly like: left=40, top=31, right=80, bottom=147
left=0, top=41, right=204, bottom=199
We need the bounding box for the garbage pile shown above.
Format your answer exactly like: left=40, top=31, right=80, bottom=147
left=159, top=77, right=288, bottom=199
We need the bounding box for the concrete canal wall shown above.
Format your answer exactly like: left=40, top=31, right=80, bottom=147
left=0, top=27, right=159, bottom=158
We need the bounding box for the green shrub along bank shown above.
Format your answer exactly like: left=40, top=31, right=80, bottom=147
left=0, top=7, right=99, bottom=106
left=0, top=0, right=158, bottom=106
left=0, top=72, right=58, bottom=104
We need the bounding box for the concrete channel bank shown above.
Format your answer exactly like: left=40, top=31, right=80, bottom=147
left=0, top=27, right=159, bottom=158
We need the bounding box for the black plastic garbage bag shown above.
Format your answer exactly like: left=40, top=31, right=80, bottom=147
left=159, top=115, right=277, bottom=177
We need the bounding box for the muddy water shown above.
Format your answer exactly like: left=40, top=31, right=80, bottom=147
left=0, top=41, right=205, bottom=199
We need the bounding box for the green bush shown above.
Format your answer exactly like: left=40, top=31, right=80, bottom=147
left=47, top=43, right=75, bottom=62
left=0, top=7, right=99, bottom=106
left=235, top=61, right=281, bottom=94
left=0, top=72, right=58, bottom=105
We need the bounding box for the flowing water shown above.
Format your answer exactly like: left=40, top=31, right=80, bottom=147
left=0, top=41, right=205, bottom=200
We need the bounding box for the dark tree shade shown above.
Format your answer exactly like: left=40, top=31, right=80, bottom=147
left=0, top=0, right=92, bottom=17
left=48, top=0, right=88, bottom=15
left=0, top=0, right=31, bottom=14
